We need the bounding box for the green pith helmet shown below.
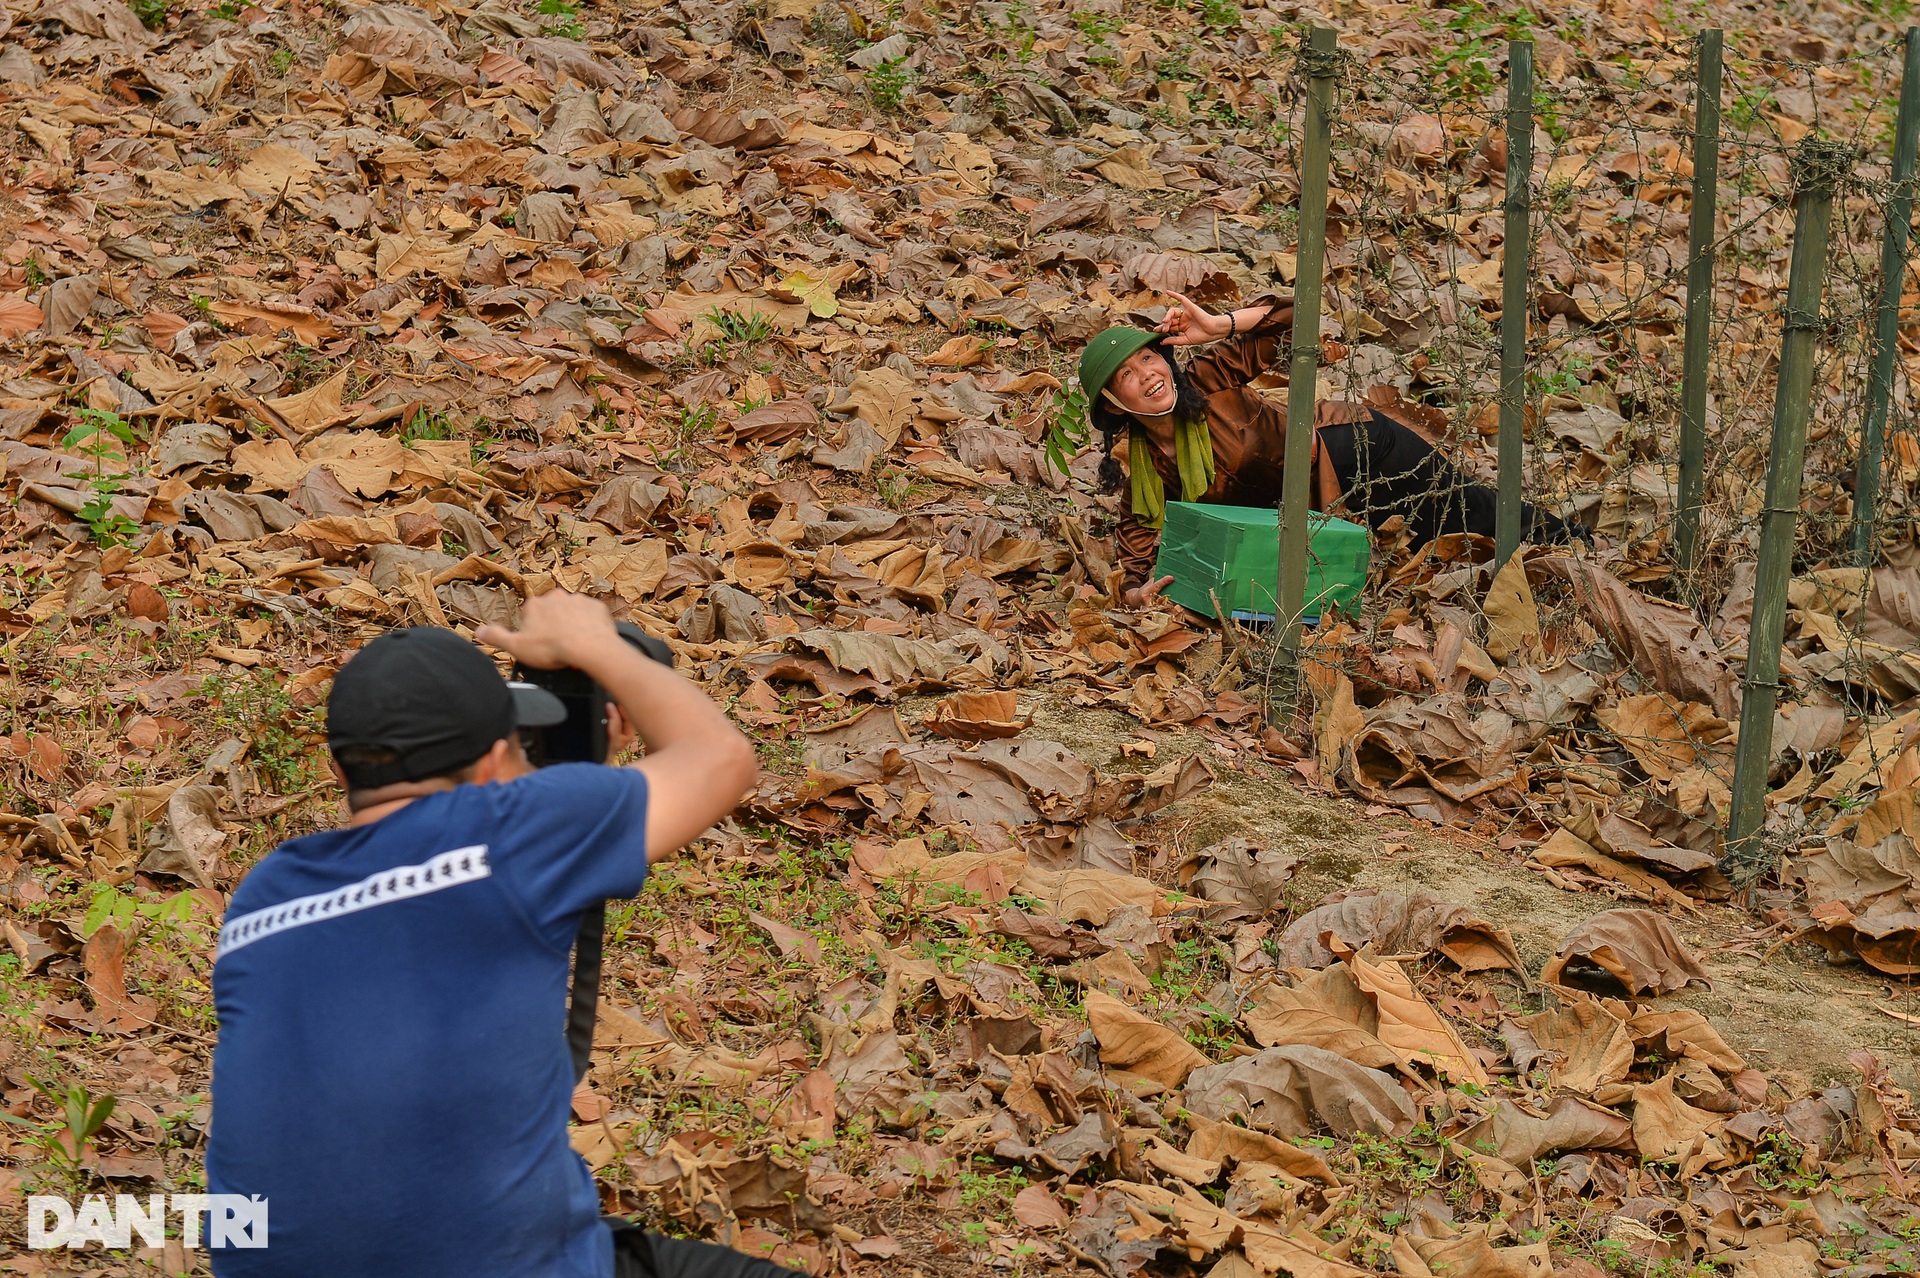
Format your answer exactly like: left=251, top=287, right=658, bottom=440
left=1077, top=326, right=1161, bottom=403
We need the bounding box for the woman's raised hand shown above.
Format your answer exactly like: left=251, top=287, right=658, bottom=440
left=1155, top=292, right=1228, bottom=346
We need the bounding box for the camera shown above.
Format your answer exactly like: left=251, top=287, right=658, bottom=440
left=513, top=622, right=673, bottom=766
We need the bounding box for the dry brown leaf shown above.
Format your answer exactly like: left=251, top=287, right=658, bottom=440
left=0, top=292, right=44, bottom=337
left=1519, top=989, right=1634, bottom=1092
left=1017, top=865, right=1168, bottom=925
left=1631, top=1072, right=1727, bottom=1162
left=1551, top=559, right=1741, bottom=718
left=1456, top=1096, right=1636, bottom=1165
left=1240, top=966, right=1401, bottom=1069
left=1343, top=952, right=1489, bottom=1085
left=1275, top=888, right=1521, bottom=973
left=1184, top=1044, right=1417, bottom=1139
left=1540, top=909, right=1711, bottom=995
left=1482, top=553, right=1541, bottom=665
left=924, top=689, right=1029, bottom=741
left=1083, top=989, right=1212, bottom=1087
left=266, top=367, right=355, bottom=434
left=1183, top=1113, right=1341, bottom=1184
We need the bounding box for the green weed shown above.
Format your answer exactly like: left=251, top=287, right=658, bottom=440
left=874, top=467, right=928, bottom=511
left=402, top=409, right=455, bottom=444
left=1729, top=87, right=1779, bottom=131
left=865, top=56, right=914, bottom=113
left=3, top=1081, right=116, bottom=1180
left=1198, top=0, right=1238, bottom=30
left=705, top=309, right=776, bottom=346
left=63, top=408, right=141, bottom=547
left=197, top=670, right=324, bottom=794
left=82, top=885, right=196, bottom=937
left=537, top=0, right=585, bottom=39
left=1042, top=383, right=1089, bottom=480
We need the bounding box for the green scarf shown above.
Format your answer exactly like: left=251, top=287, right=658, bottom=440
left=1128, top=416, right=1215, bottom=529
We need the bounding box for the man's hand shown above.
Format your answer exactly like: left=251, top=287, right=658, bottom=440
left=1123, top=575, right=1175, bottom=608
left=475, top=590, right=619, bottom=670
left=1155, top=293, right=1228, bottom=346
left=481, top=589, right=757, bottom=859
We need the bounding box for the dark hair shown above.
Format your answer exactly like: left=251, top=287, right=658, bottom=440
left=1089, top=344, right=1210, bottom=494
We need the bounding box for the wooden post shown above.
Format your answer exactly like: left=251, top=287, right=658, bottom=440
left=1726, top=139, right=1851, bottom=865
left=1276, top=25, right=1338, bottom=670
left=1675, top=29, right=1723, bottom=590
left=1495, top=40, right=1534, bottom=570
left=1851, top=27, right=1920, bottom=565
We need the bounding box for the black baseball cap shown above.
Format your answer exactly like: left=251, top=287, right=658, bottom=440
left=327, top=627, right=567, bottom=789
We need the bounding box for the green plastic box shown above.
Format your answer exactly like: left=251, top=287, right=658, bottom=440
left=1152, top=502, right=1370, bottom=622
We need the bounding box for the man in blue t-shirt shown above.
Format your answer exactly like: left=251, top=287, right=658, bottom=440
left=207, top=591, right=782, bottom=1277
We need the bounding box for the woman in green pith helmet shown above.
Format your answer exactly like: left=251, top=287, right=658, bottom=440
left=1080, top=292, right=1578, bottom=607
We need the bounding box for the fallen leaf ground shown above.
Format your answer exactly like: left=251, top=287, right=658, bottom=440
left=5, top=0, right=1920, bottom=1272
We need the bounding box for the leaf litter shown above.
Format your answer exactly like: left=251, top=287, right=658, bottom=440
left=1, top=0, right=1920, bottom=1269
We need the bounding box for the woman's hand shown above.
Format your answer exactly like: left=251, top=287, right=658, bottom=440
left=1122, top=575, right=1175, bottom=608
left=1155, top=293, right=1228, bottom=346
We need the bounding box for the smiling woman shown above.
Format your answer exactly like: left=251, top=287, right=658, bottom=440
left=1078, top=292, right=1581, bottom=606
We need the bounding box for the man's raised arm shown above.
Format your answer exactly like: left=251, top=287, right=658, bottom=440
left=478, top=591, right=759, bottom=857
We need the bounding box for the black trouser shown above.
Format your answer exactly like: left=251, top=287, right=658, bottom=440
left=1317, top=411, right=1580, bottom=547
left=608, top=1218, right=801, bottom=1278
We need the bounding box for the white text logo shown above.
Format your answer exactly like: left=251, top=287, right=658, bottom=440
left=27, top=1194, right=268, bottom=1249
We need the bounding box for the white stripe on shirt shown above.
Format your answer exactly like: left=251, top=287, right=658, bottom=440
left=217, top=845, right=491, bottom=959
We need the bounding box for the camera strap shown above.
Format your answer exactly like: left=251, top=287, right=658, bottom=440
left=566, top=906, right=604, bottom=1083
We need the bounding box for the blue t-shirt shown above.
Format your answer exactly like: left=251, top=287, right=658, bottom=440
left=207, top=764, right=651, bottom=1278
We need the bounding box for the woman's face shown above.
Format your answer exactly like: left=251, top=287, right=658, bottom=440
left=1105, top=345, right=1177, bottom=416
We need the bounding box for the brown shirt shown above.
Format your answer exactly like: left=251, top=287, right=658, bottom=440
left=1113, top=295, right=1371, bottom=589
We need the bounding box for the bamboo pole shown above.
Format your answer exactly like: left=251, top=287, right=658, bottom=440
left=1495, top=40, right=1534, bottom=570
left=1276, top=24, right=1338, bottom=671
left=1726, top=139, right=1852, bottom=865
left=1851, top=27, right=1920, bottom=565
left=1675, top=29, right=1723, bottom=591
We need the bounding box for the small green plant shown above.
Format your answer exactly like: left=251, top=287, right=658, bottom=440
left=207, top=0, right=244, bottom=20
left=705, top=309, right=775, bottom=346
left=1534, top=89, right=1567, bottom=143
left=1424, top=3, right=1501, bottom=98
left=1198, top=0, right=1239, bottom=29
left=268, top=45, right=296, bottom=75
left=1730, top=86, right=1779, bottom=131
left=402, top=409, right=455, bottom=443
left=536, top=0, right=584, bottom=39
left=1154, top=47, right=1196, bottom=82
left=63, top=408, right=140, bottom=546
left=864, top=56, right=913, bottom=113
left=957, top=1165, right=1029, bottom=1212
left=129, top=0, right=169, bottom=28
left=1075, top=7, right=1121, bottom=64
left=74, top=485, right=138, bottom=546
left=4, top=1081, right=116, bottom=1173
left=875, top=467, right=925, bottom=511
left=83, top=885, right=196, bottom=937
left=1751, top=1130, right=1823, bottom=1195
left=1042, top=383, right=1090, bottom=479
left=198, top=671, right=323, bottom=794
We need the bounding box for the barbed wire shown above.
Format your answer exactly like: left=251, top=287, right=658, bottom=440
left=1245, top=28, right=1920, bottom=863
